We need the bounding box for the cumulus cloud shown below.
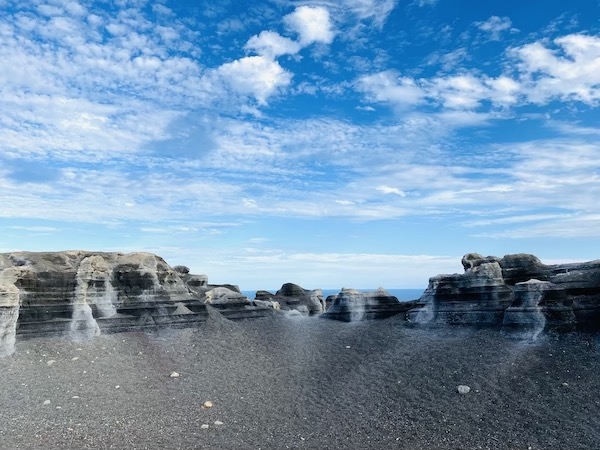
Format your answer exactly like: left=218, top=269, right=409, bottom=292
left=217, top=56, right=293, bottom=105
left=358, top=32, right=600, bottom=113
left=244, top=30, right=301, bottom=58
left=284, top=5, right=335, bottom=46
left=357, top=71, right=426, bottom=107
left=512, top=33, right=600, bottom=105
left=357, top=71, right=520, bottom=111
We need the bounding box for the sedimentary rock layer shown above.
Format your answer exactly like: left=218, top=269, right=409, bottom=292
left=0, top=251, right=271, bottom=356
left=407, top=253, right=600, bottom=332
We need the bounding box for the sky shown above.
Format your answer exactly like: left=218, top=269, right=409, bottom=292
left=1, top=0, right=600, bottom=290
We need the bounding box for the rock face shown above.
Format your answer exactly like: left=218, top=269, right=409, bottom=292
left=407, top=253, right=599, bottom=332
left=322, top=288, right=417, bottom=322
left=253, top=283, right=325, bottom=316
left=0, top=251, right=270, bottom=356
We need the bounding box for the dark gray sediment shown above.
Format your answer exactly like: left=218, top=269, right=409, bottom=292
left=1, top=314, right=599, bottom=450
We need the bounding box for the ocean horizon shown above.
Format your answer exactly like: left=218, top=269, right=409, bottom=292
left=242, top=288, right=425, bottom=302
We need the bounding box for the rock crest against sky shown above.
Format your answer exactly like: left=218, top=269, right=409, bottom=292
left=1, top=1, right=599, bottom=289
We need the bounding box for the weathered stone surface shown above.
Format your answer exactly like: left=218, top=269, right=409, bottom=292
left=322, top=288, right=415, bottom=322
left=502, top=279, right=575, bottom=338
left=0, top=251, right=271, bottom=356
left=408, top=253, right=600, bottom=332
left=253, top=283, right=325, bottom=315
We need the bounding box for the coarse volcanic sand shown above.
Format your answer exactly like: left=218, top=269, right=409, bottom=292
left=1, top=313, right=599, bottom=450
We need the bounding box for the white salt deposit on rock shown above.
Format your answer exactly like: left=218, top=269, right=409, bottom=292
left=457, top=385, right=471, bottom=394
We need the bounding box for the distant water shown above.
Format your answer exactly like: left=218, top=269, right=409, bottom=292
left=242, top=288, right=424, bottom=302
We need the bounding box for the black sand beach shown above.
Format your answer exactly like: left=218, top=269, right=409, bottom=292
left=1, top=313, right=599, bottom=450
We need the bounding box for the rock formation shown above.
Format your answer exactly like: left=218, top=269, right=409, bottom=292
left=322, top=288, right=418, bottom=322
left=407, top=253, right=600, bottom=332
left=253, top=283, right=325, bottom=316
left=0, top=251, right=271, bottom=357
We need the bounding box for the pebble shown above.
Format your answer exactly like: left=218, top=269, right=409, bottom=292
left=214, top=420, right=224, bottom=426
left=202, top=400, right=214, bottom=409
left=43, top=400, right=51, bottom=405
left=200, top=424, right=209, bottom=430
left=457, top=385, right=471, bottom=394
left=47, top=360, right=56, bottom=366
left=170, top=372, right=180, bottom=378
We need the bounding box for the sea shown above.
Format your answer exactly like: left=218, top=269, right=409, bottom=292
left=242, top=288, right=425, bottom=302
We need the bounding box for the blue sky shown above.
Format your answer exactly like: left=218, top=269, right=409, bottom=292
left=1, top=0, right=600, bottom=290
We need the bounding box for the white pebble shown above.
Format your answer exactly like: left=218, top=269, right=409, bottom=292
left=169, top=371, right=180, bottom=378
left=200, top=424, right=209, bottom=430
left=457, top=385, right=471, bottom=394
left=214, top=420, right=224, bottom=426
left=43, top=400, right=51, bottom=405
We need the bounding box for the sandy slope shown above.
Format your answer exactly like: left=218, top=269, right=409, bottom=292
left=1, top=313, right=599, bottom=450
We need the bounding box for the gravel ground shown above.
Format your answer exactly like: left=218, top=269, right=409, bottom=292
left=1, top=313, right=599, bottom=450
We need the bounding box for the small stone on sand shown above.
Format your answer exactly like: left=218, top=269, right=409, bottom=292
left=202, top=400, right=214, bottom=409
left=457, top=385, right=471, bottom=394
left=170, top=371, right=180, bottom=378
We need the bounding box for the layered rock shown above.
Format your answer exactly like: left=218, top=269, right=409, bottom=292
left=322, top=288, right=417, bottom=322
left=502, top=279, right=575, bottom=339
left=0, top=251, right=270, bottom=356
left=253, top=283, right=325, bottom=316
left=407, top=253, right=599, bottom=332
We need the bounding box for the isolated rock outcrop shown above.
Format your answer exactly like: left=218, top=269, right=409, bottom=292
left=253, top=283, right=325, bottom=316
left=407, top=253, right=599, bottom=332
left=322, top=288, right=417, bottom=322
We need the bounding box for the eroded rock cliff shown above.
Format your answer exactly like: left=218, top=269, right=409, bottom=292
left=407, top=253, right=600, bottom=332
left=0, top=251, right=267, bottom=356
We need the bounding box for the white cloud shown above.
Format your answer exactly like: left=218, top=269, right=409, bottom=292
left=357, top=71, right=425, bottom=107
left=244, top=30, right=301, bottom=58
left=475, top=16, right=517, bottom=41
left=284, top=5, right=335, bottom=46
left=512, top=33, right=600, bottom=105
left=199, top=249, right=460, bottom=288
left=376, top=185, right=407, bottom=196
left=217, top=55, right=293, bottom=105
left=357, top=71, right=520, bottom=111
left=342, top=0, right=397, bottom=27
